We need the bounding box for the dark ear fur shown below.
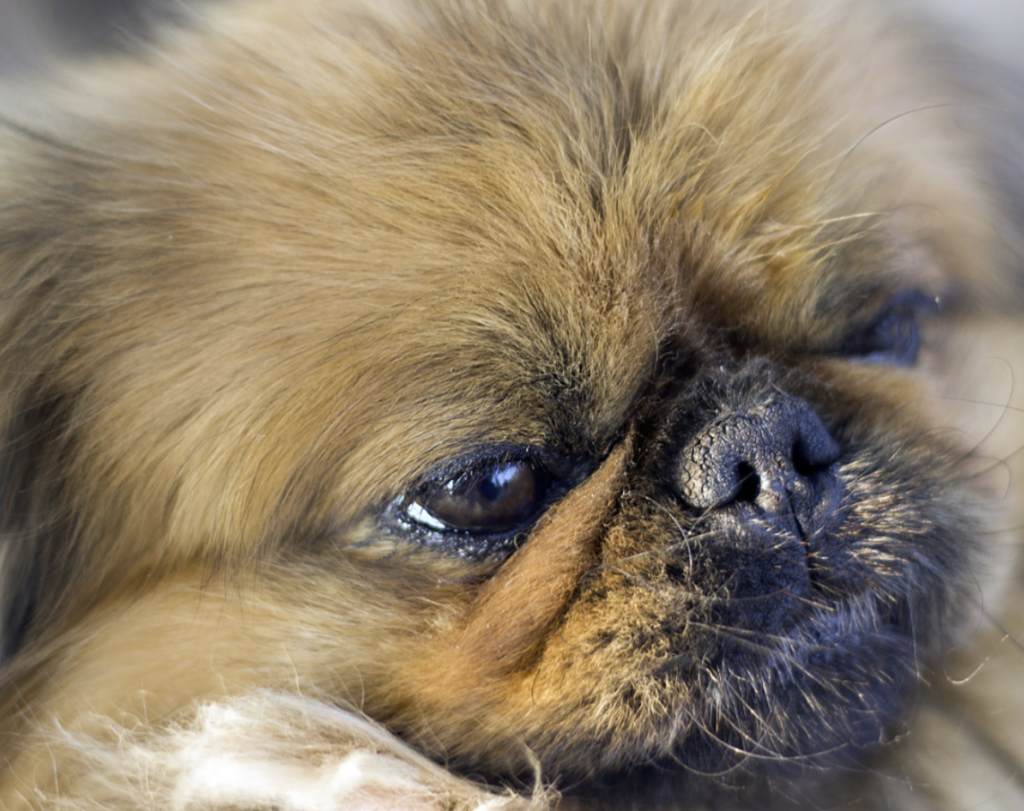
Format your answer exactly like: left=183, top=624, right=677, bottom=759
left=0, top=386, right=77, bottom=660
left=0, top=2, right=192, bottom=667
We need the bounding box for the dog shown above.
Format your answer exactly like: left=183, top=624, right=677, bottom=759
left=0, top=0, right=1023, bottom=808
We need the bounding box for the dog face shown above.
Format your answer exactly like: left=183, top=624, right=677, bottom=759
left=1, top=0, right=1022, bottom=806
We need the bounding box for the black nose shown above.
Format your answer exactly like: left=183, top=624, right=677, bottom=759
left=676, top=390, right=839, bottom=525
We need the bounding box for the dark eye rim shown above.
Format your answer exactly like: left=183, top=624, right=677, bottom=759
left=382, top=445, right=588, bottom=560
left=839, top=289, right=940, bottom=366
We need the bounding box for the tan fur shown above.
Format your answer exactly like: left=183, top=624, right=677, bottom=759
left=0, top=0, right=1022, bottom=808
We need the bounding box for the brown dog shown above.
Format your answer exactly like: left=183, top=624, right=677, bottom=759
left=1, top=0, right=1023, bottom=808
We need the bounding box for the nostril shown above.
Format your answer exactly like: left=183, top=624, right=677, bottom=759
left=793, top=431, right=840, bottom=477
left=734, top=461, right=761, bottom=503
left=792, top=441, right=815, bottom=477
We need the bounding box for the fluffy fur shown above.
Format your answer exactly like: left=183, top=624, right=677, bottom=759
left=0, top=0, right=1023, bottom=808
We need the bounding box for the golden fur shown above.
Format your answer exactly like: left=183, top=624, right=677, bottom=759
left=0, top=0, right=1023, bottom=808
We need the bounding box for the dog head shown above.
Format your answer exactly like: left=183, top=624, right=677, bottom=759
left=1, top=0, right=1023, bottom=802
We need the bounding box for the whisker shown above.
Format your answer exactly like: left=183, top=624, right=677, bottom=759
left=826, top=103, right=958, bottom=188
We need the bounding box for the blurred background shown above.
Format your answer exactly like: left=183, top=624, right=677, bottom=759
left=0, top=0, right=1022, bottom=74
left=0, top=0, right=183, bottom=71
left=925, top=0, right=1024, bottom=71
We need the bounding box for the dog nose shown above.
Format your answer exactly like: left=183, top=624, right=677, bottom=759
left=676, top=391, right=839, bottom=523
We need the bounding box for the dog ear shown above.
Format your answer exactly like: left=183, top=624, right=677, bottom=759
left=0, top=381, right=78, bottom=660
left=0, top=542, right=35, bottom=662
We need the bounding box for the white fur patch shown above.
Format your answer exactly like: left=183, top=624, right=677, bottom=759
left=46, top=693, right=553, bottom=811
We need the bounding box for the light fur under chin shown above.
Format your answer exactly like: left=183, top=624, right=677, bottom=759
left=31, top=692, right=546, bottom=811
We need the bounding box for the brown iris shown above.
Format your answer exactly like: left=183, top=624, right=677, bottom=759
left=410, top=460, right=549, bottom=534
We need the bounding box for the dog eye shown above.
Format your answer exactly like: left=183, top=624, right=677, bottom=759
left=404, top=459, right=552, bottom=536
left=841, top=291, right=937, bottom=366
